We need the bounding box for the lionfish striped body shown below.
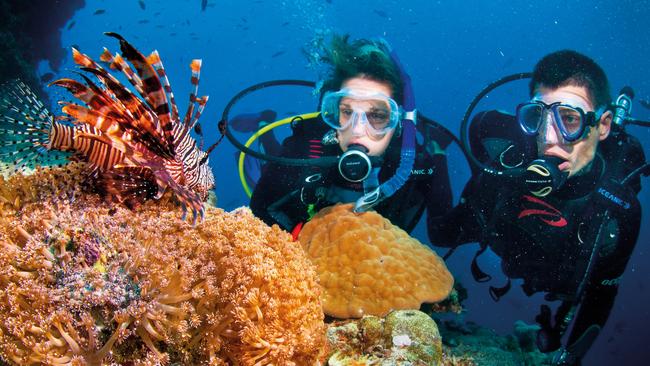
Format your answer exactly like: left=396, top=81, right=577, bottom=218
left=0, top=33, right=215, bottom=222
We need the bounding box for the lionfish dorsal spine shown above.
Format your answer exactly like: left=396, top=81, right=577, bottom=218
left=182, top=59, right=202, bottom=127
left=148, top=50, right=180, bottom=124
left=64, top=48, right=177, bottom=160
left=105, top=32, right=176, bottom=156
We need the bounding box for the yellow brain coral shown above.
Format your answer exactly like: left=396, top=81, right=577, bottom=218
left=299, top=203, right=454, bottom=319
left=0, top=167, right=326, bottom=365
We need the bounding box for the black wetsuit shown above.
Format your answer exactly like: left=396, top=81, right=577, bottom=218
left=250, top=115, right=453, bottom=235
left=429, top=110, right=645, bottom=362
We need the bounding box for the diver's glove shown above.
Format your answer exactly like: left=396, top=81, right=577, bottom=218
left=535, top=304, right=563, bottom=353
left=552, top=325, right=601, bottom=366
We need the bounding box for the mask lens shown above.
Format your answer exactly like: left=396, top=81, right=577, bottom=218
left=517, top=103, right=544, bottom=134
left=337, top=103, right=355, bottom=128
left=320, top=89, right=400, bottom=136
left=556, top=105, right=583, bottom=138
left=366, top=108, right=391, bottom=131
left=321, top=93, right=343, bottom=129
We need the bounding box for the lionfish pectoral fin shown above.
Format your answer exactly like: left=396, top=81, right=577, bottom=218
left=99, top=166, right=158, bottom=210
left=180, top=202, right=188, bottom=221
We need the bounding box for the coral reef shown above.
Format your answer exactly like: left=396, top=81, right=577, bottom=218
left=436, top=318, right=553, bottom=366
left=0, top=167, right=326, bottom=365
left=326, top=309, right=442, bottom=365
left=0, top=162, right=90, bottom=211
left=0, top=0, right=85, bottom=101
left=299, top=203, right=454, bottom=319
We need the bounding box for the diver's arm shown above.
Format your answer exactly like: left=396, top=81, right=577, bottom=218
left=563, top=201, right=641, bottom=361
left=249, top=134, right=308, bottom=231
left=428, top=110, right=525, bottom=247
left=427, top=173, right=489, bottom=247
left=423, top=152, right=452, bottom=220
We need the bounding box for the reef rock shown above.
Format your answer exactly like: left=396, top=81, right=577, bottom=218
left=326, top=309, right=443, bottom=365
left=0, top=167, right=327, bottom=365
left=437, top=318, right=552, bottom=365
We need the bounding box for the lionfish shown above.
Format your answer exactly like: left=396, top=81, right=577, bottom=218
left=0, top=33, right=215, bottom=222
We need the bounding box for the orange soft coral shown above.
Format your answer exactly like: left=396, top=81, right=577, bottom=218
left=0, top=162, right=89, bottom=214
left=0, top=168, right=326, bottom=365
left=299, top=203, right=454, bottom=319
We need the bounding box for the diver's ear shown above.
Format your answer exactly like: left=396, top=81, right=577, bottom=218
left=598, top=110, right=612, bottom=141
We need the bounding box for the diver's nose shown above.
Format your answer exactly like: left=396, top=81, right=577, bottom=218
left=350, top=112, right=366, bottom=136
left=539, top=113, right=560, bottom=145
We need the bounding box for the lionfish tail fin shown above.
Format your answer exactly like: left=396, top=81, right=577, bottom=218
left=0, top=80, right=71, bottom=174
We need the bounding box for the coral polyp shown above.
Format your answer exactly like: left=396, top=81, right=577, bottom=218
left=0, top=167, right=327, bottom=365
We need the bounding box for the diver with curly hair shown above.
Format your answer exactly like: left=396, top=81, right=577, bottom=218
left=248, top=35, right=453, bottom=238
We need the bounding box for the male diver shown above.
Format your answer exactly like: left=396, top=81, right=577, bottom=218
left=429, top=50, right=646, bottom=365
left=248, top=35, right=453, bottom=237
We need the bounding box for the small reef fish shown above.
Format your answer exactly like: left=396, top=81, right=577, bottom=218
left=229, top=110, right=277, bottom=133
left=67, top=21, right=76, bottom=30
left=40, top=72, right=55, bottom=83
left=639, top=98, right=650, bottom=110
left=194, top=122, right=203, bottom=136
left=138, top=19, right=150, bottom=24
left=139, top=0, right=146, bottom=10
left=271, top=50, right=286, bottom=58
left=93, top=9, right=106, bottom=15
left=201, top=0, right=207, bottom=11
left=374, top=9, right=388, bottom=18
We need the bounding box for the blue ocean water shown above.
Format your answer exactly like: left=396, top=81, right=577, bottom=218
left=39, top=0, right=650, bottom=364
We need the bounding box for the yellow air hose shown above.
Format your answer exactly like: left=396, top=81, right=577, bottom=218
left=238, top=112, right=321, bottom=197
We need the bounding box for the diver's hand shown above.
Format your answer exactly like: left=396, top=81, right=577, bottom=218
left=535, top=304, right=562, bottom=353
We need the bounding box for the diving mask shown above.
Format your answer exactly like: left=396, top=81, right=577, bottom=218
left=516, top=101, right=603, bottom=143
left=321, top=88, right=402, bottom=139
